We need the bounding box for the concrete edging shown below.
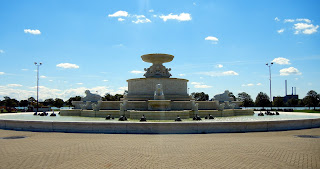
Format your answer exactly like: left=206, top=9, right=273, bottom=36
left=1, top=118, right=320, bottom=134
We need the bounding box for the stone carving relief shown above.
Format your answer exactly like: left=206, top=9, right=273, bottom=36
left=191, top=100, right=199, bottom=113
left=214, top=90, right=234, bottom=102
left=92, top=101, right=102, bottom=111
left=120, top=100, right=128, bottom=112
left=144, top=64, right=172, bottom=78
left=217, top=103, right=225, bottom=111
left=154, top=84, right=165, bottom=100
left=80, top=103, right=87, bottom=110
left=81, top=90, right=102, bottom=102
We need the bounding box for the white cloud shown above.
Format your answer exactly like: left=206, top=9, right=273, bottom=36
left=76, top=83, right=83, bottom=85
left=102, top=80, right=108, bottom=82
left=294, top=23, right=319, bottom=34
left=284, top=19, right=295, bottom=23
left=159, top=13, right=192, bottom=22
left=130, top=70, right=145, bottom=74
left=199, top=71, right=239, bottom=77
left=0, top=72, right=4, bottom=75
left=49, top=80, right=53, bottom=82
left=274, top=17, right=280, bottom=21
left=272, top=57, right=290, bottom=65
left=277, top=29, right=284, bottom=34
left=4, top=85, right=115, bottom=100
left=149, top=9, right=154, bottom=12
left=294, top=22, right=315, bottom=30
left=132, top=18, right=151, bottom=24
left=280, top=67, right=302, bottom=76
left=7, top=84, right=23, bottom=87
left=40, top=75, right=47, bottom=78
left=295, top=78, right=299, bottom=81
left=118, top=18, right=125, bottom=22
left=191, top=82, right=212, bottom=88
left=193, top=2, right=197, bottom=6
left=205, top=36, right=219, bottom=41
left=153, top=15, right=157, bottom=18
left=296, top=18, right=311, bottom=23
left=21, top=69, right=28, bottom=71
left=242, top=83, right=254, bottom=87
left=222, top=71, right=239, bottom=76
left=118, top=86, right=128, bottom=91
left=257, top=83, right=262, bottom=86
left=179, top=74, right=186, bottom=76
left=56, top=63, right=80, bottom=69
left=108, top=11, right=129, bottom=17
left=216, top=64, right=223, bottom=68
left=24, top=29, right=41, bottom=35
left=134, top=15, right=146, bottom=18
left=0, top=49, right=4, bottom=53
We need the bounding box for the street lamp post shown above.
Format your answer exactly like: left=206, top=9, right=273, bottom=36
left=34, top=62, right=42, bottom=113
left=266, top=62, right=273, bottom=110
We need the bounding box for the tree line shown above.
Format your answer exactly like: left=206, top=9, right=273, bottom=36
left=0, top=93, right=125, bottom=109
left=192, top=90, right=320, bottom=110
left=1, top=90, right=319, bottom=110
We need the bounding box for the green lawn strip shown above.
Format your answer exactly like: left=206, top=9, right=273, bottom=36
left=293, top=110, right=320, bottom=113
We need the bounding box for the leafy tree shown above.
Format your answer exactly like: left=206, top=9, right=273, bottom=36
left=298, top=99, right=305, bottom=107
left=191, top=92, right=209, bottom=101
left=237, top=92, right=254, bottom=107
left=3, top=96, right=19, bottom=107
left=53, top=98, right=64, bottom=108
left=228, top=92, right=236, bottom=101
left=255, top=92, right=270, bottom=108
left=66, top=96, right=82, bottom=106
left=102, top=93, right=124, bottom=101
left=273, top=97, right=284, bottom=108
left=28, top=97, right=36, bottom=106
left=303, top=90, right=320, bottom=110
left=288, top=98, right=298, bottom=107
left=43, top=98, right=55, bottom=106
left=19, top=100, right=29, bottom=107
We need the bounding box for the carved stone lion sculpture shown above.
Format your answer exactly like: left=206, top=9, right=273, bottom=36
left=81, top=90, right=102, bottom=102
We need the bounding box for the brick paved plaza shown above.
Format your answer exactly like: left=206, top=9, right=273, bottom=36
left=0, top=128, right=319, bottom=169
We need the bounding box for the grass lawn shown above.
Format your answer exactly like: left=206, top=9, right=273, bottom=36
left=294, top=109, right=320, bottom=113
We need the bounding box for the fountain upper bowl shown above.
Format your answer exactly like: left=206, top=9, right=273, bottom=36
left=141, top=53, right=174, bottom=64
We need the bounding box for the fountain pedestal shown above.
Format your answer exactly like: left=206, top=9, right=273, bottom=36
left=148, top=100, right=171, bottom=111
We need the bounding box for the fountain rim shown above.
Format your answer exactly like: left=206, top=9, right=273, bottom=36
left=0, top=112, right=319, bottom=134
left=141, top=53, right=174, bottom=64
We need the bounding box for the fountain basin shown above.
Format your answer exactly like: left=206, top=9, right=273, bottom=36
left=141, top=53, right=174, bottom=64
left=148, top=100, right=171, bottom=111
left=0, top=112, right=320, bottom=134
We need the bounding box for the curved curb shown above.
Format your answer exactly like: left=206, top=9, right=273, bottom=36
left=0, top=118, right=320, bottom=134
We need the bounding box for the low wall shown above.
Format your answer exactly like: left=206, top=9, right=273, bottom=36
left=60, top=109, right=254, bottom=119
left=60, top=110, right=121, bottom=118
left=129, top=110, right=190, bottom=120
left=127, top=101, right=148, bottom=111
left=1, top=118, right=319, bottom=134
left=72, top=100, right=222, bottom=111
left=196, top=101, right=219, bottom=110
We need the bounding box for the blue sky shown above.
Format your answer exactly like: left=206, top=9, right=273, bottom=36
left=0, top=0, right=319, bottom=101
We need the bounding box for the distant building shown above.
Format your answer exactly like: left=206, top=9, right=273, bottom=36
left=283, top=95, right=298, bottom=103
left=273, top=80, right=299, bottom=103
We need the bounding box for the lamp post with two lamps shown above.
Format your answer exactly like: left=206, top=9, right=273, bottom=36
left=34, top=62, right=42, bottom=113
left=266, top=62, right=273, bottom=110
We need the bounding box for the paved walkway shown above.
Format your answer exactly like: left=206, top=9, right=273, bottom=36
left=0, top=128, right=319, bottom=169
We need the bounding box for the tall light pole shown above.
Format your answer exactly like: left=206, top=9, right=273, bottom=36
left=34, top=62, right=42, bottom=113
left=266, top=62, right=273, bottom=110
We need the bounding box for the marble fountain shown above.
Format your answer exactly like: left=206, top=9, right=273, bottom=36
left=61, top=53, right=252, bottom=120
left=0, top=54, right=319, bottom=134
